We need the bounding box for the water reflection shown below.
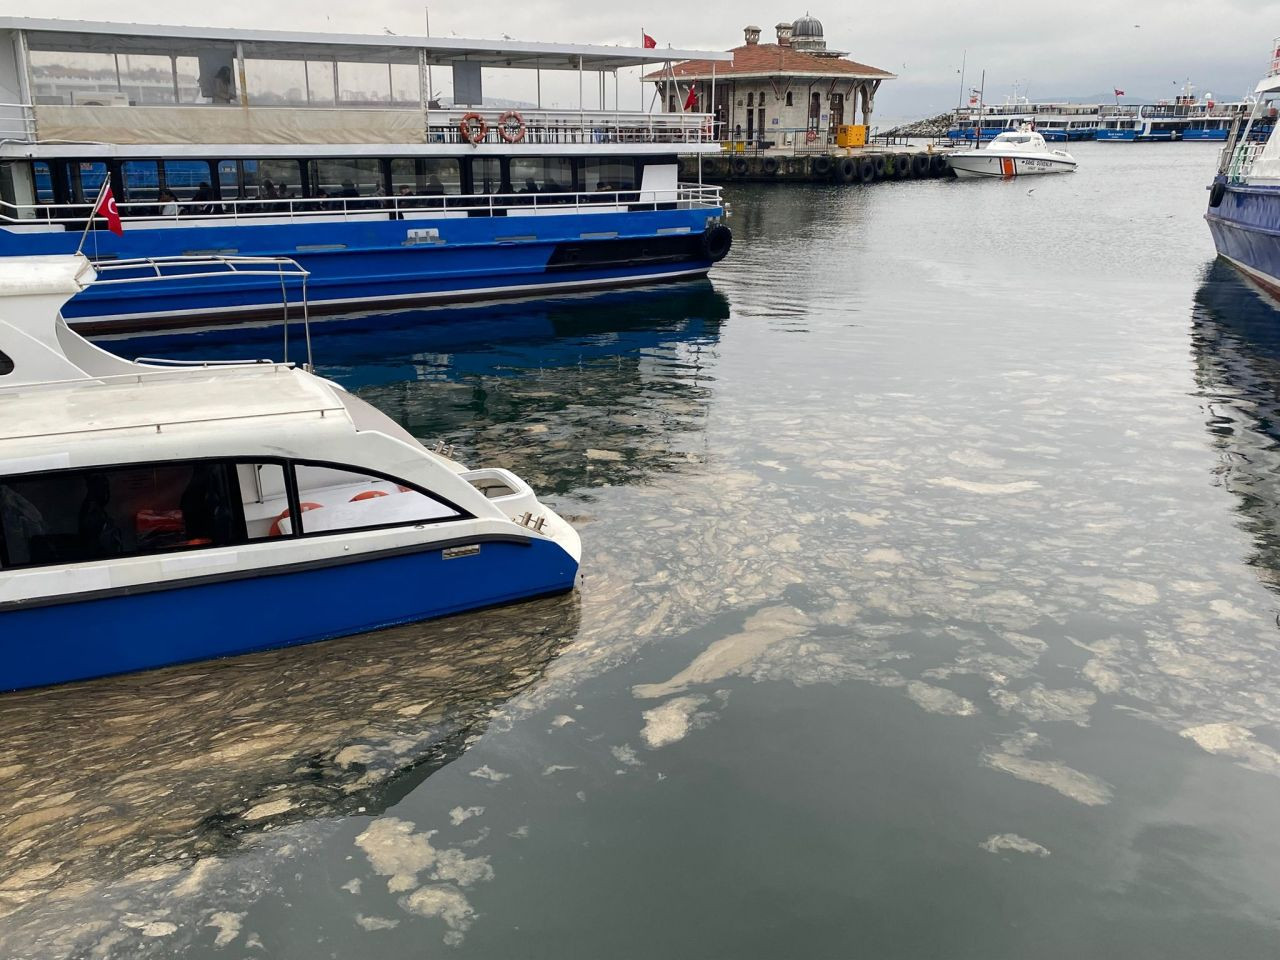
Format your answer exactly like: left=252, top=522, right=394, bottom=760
left=1191, top=262, right=1280, bottom=582
left=0, top=570, right=578, bottom=957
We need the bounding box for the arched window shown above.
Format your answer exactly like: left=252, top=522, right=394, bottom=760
left=747, top=92, right=754, bottom=107
left=786, top=91, right=793, bottom=107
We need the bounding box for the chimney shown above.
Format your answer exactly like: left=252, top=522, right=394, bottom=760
left=743, top=25, right=761, bottom=46
left=775, top=22, right=793, bottom=46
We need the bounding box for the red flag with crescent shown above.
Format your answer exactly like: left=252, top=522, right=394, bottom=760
left=95, top=183, right=123, bottom=236
left=642, top=32, right=656, bottom=48
left=683, top=86, right=697, bottom=110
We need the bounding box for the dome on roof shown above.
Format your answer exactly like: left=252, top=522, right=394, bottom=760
left=791, top=14, right=823, bottom=39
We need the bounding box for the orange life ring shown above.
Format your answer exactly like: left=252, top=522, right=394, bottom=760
left=269, top=501, right=322, bottom=537
left=350, top=490, right=389, bottom=502
left=805, top=129, right=818, bottom=143
left=497, top=110, right=526, bottom=144
left=459, top=112, right=488, bottom=145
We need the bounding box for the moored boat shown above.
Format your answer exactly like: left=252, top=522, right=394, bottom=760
left=1205, top=40, right=1280, bottom=301
left=0, top=18, right=733, bottom=334
left=0, top=254, right=581, bottom=691
left=948, top=128, right=1077, bottom=179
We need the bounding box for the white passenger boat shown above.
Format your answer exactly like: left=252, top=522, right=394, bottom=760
left=948, top=129, right=1078, bottom=179
left=0, top=254, right=581, bottom=692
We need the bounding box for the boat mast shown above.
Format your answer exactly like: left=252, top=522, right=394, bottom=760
left=976, top=70, right=985, bottom=148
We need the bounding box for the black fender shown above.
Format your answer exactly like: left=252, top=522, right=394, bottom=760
left=730, top=156, right=749, bottom=176
left=858, top=159, right=876, bottom=183
left=837, top=156, right=859, bottom=184
left=873, top=155, right=887, bottom=178
left=1208, top=181, right=1227, bottom=208
left=700, top=223, right=733, bottom=262
left=912, top=153, right=931, bottom=177
left=811, top=155, right=834, bottom=177
left=761, top=156, right=781, bottom=175
left=894, top=154, right=913, bottom=178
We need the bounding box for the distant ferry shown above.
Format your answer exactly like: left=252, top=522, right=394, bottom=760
left=949, top=93, right=1273, bottom=144
left=0, top=18, right=733, bottom=334
left=1205, top=39, right=1280, bottom=300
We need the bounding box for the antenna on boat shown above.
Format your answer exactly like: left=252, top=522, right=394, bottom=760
left=976, top=70, right=986, bottom=148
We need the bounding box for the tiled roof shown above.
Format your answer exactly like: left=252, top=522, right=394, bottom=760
left=644, top=43, right=894, bottom=81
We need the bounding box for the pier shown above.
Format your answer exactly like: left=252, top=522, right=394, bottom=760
left=683, top=148, right=953, bottom=183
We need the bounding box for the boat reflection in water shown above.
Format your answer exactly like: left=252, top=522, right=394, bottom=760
left=0, top=281, right=730, bottom=957
left=1191, top=260, right=1280, bottom=580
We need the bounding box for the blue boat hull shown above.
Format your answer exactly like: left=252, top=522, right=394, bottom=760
left=1206, top=180, right=1280, bottom=300
left=1, top=207, right=726, bottom=333
left=0, top=536, right=578, bottom=692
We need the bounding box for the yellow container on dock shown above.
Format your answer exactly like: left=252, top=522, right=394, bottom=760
left=836, top=124, right=868, bottom=148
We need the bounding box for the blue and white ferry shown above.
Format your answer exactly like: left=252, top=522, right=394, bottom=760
left=0, top=253, right=581, bottom=691
left=947, top=100, right=1098, bottom=142
left=0, top=18, right=733, bottom=334
left=1206, top=40, right=1280, bottom=302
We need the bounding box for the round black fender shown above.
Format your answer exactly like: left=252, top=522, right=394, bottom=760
left=837, top=156, right=859, bottom=184
left=730, top=156, right=749, bottom=177
left=811, top=154, right=834, bottom=177
left=858, top=158, right=876, bottom=183
left=700, top=223, right=733, bottom=262
left=894, top=154, right=913, bottom=178
left=873, top=155, right=887, bottom=178
left=1208, top=181, right=1227, bottom=208
left=929, top=153, right=949, bottom=176
left=912, top=153, right=931, bottom=177
left=761, top=155, right=781, bottom=176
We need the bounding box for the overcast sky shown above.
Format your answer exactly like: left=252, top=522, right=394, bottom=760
left=9, top=0, right=1280, bottom=123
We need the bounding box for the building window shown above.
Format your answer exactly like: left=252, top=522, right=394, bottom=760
left=747, top=92, right=753, bottom=107
left=786, top=91, right=793, bottom=107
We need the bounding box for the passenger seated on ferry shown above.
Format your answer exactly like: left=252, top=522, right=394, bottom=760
left=339, top=180, right=360, bottom=198
left=192, top=182, right=216, bottom=215
left=78, top=473, right=124, bottom=559
left=159, top=190, right=179, bottom=217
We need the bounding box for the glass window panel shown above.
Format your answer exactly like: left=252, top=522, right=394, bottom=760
left=162, top=160, right=213, bottom=200
left=236, top=463, right=292, bottom=539
left=389, top=63, right=420, bottom=107
left=33, top=162, right=54, bottom=203
left=582, top=159, right=635, bottom=192
left=337, top=61, right=394, bottom=106
left=0, top=463, right=244, bottom=568
left=470, top=158, right=504, bottom=195
left=305, top=60, right=336, bottom=106
left=71, top=161, right=108, bottom=203
left=29, top=50, right=117, bottom=105
left=116, top=54, right=180, bottom=105
left=290, top=464, right=460, bottom=536
left=121, top=160, right=159, bottom=202
left=243, top=58, right=307, bottom=106
left=306, top=158, right=382, bottom=198
left=389, top=158, right=461, bottom=196
left=509, top=158, right=574, bottom=195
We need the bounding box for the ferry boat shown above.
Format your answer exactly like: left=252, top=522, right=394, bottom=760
left=0, top=254, right=581, bottom=691
left=948, top=128, right=1077, bottom=179
left=1205, top=40, right=1280, bottom=302
left=0, top=18, right=733, bottom=334
left=947, top=98, right=1098, bottom=142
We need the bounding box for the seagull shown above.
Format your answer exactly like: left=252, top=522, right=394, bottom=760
left=502, top=33, right=514, bottom=40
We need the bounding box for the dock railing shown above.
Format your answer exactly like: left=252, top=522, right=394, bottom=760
left=0, top=183, right=725, bottom=229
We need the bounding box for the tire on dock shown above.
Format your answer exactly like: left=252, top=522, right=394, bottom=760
left=731, top=156, right=749, bottom=177
left=811, top=155, right=834, bottom=178
left=858, top=158, right=876, bottom=184
left=929, top=153, right=950, bottom=177
left=837, top=156, right=859, bottom=184
left=873, top=155, right=887, bottom=178
left=762, top=156, right=781, bottom=176
left=911, top=153, right=931, bottom=177
left=893, top=154, right=912, bottom=179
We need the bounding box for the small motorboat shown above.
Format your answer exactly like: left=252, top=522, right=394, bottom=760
left=0, top=254, right=581, bottom=692
left=948, top=127, right=1078, bottom=179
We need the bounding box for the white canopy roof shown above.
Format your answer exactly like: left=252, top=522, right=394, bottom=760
left=2, top=17, right=732, bottom=71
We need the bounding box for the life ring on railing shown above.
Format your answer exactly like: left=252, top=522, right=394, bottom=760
left=497, top=110, right=526, bottom=143
left=350, top=489, right=390, bottom=502
left=459, top=112, right=488, bottom=145
left=805, top=128, right=819, bottom=143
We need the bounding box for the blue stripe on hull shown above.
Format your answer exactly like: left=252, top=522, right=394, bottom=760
left=0, top=207, right=720, bottom=328
left=1, top=538, right=578, bottom=692
left=1206, top=181, right=1280, bottom=298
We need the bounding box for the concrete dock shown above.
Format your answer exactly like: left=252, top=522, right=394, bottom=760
left=683, top=147, right=953, bottom=184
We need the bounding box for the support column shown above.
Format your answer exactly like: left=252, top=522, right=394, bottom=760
left=235, top=41, right=248, bottom=108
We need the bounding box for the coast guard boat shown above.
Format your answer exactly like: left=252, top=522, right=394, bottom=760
left=0, top=254, right=581, bottom=691
left=948, top=128, right=1077, bottom=179
left=0, top=18, right=732, bottom=334
left=1206, top=40, right=1280, bottom=302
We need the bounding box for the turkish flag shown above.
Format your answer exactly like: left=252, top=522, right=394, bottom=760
left=642, top=32, right=656, bottom=48
left=95, top=183, right=123, bottom=236
left=1113, top=88, right=1125, bottom=97
left=683, top=86, right=697, bottom=111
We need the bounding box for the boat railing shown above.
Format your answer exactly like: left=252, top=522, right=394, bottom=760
left=1270, top=37, right=1280, bottom=78
left=1222, top=140, right=1267, bottom=183
left=0, top=102, right=37, bottom=143
left=0, top=183, right=725, bottom=228
left=425, top=109, right=713, bottom=146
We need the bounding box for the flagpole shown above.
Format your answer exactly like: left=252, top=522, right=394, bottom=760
left=75, top=176, right=109, bottom=257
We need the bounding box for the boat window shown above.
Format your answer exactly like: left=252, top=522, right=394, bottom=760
left=163, top=160, right=214, bottom=200
left=0, top=462, right=247, bottom=570
left=308, top=158, right=382, bottom=199
left=287, top=463, right=462, bottom=537
left=236, top=463, right=294, bottom=539
left=470, top=158, right=506, bottom=195
left=219, top=159, right=303, bottom=203
left=582, top=159, right=636, bottom=193
left=510, top=158, right=575, bottom=195
left=71, top=162, right=108, bottom=203
left=389, top=158, right=461, bottom=196
left=33, top=162, right=54, bottom=204
left=122, top=161, right=160, bottom=202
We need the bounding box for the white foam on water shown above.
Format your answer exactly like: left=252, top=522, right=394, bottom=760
left=640, top=696, right=709, bottom=749
left=980, top=833, right=1050, bottom=857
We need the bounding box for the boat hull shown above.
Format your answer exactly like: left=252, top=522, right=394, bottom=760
left=0, top=207, right=727, bottom=334
left=0, top=535, right=578, bottom=692
left=949, top=154, right=1076, bottom=178
left=1206, top=181, right=1280, bottom=302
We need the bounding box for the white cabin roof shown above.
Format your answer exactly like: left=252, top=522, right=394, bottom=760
left=3, top=17, right=732, bottom=71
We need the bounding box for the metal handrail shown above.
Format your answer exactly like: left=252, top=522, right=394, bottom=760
left=0, top=183, right=724, bottom=226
